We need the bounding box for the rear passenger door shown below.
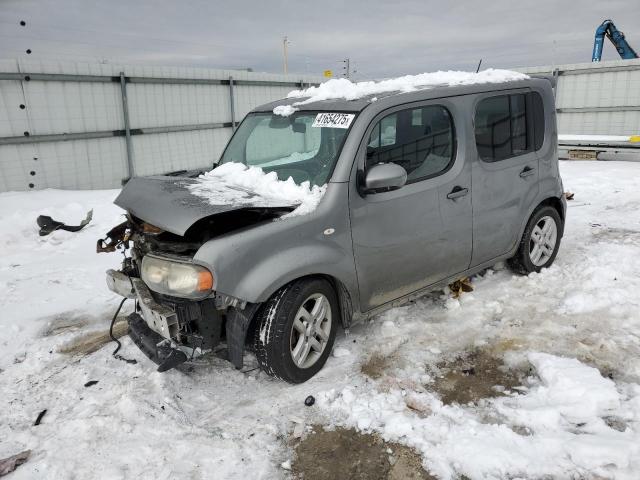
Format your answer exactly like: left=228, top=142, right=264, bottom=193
left=470, top=91, right=545, bottom=266
left=350, top=101, right=472, bottom=312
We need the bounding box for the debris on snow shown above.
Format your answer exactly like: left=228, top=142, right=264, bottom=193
left=34, top=409, right=47, bottom=426
left=84, top=380, right=99, bottom=388
left=189, top=162, right=326, bottom=218
left=37, top=209, right=93, bottom=236
left=304, top=395, right=315, bottom=407
left=0, top=450, right=31, bottom=477
left=448, top=277, right=474, bottom=299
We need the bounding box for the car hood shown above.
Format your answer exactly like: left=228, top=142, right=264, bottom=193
left=115, top=175, right=297, bottom=236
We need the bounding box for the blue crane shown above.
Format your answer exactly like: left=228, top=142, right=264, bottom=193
left=592, top=19, right=638, bottom=62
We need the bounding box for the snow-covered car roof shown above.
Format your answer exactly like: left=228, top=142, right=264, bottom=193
left=252, top=69, right=547, bottom=116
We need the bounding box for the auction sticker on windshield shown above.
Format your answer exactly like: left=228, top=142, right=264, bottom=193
left=312, top=113, right=355, bottom=129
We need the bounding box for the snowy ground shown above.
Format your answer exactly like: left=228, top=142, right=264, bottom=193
left=1, top=161, right=640, bottom=479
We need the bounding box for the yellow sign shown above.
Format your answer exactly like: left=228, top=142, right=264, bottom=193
left=630, top=135, right=640, bottom=143
left=323, top=70, right=333, bottom=78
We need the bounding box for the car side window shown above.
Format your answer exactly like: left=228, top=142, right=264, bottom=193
left=475, top=92, right=545, bottom=162
left=366, top=105, right=455, bottom=183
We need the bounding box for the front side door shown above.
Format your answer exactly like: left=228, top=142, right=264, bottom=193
left=470, top=91, right=541, bottom=267
left=349, top=100, right=473, bottom=312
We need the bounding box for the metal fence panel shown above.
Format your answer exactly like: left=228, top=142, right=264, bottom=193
left=23, top=78, right=123, bottom=135
left=517, top=59, right=640, bottom=136
left=127, top=83, right=231, bottom=128
left=0, top=59, right=322, bottom=192
left=132, top=128, right=232, bottom=178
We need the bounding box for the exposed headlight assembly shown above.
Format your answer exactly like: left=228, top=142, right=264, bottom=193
left=141, top=255, right=213, bottom=299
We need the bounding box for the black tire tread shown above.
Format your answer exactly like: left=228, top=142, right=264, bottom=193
left=253, top=278, right=338, bottom=383
left=508, top=205, right=563, bottom=275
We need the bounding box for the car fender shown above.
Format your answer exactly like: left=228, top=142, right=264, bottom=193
left=229, top=242, right=358, bottom=303
left=193, top=182, right=360, bottom=308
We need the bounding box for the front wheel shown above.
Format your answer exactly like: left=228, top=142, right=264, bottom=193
left=253, top=278, right=338, bottom=383
left=508, top=205, right=563, bottom=275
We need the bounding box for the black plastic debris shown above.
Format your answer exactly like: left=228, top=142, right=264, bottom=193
left=34, top=409, right=47, bottom=426
left=37, top=209, right=93, bottom=236
left=304, top=395, right=315, bottom=407
left=84, top=380, right=99, bottom=388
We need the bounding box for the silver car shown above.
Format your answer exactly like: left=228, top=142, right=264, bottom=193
left=101, top=76, right=566, bottom=383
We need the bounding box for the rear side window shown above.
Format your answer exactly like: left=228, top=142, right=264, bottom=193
left=474, top=92, right=545, bottom=162
left=531, top=92, right=545, bottom=151
left=366, top=105, right=455, bottom=183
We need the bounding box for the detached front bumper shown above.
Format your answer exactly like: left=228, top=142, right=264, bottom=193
left=106, top=268, right=256, bottom=372
left=127, top=313, right=188, bottom=372
left=106, top=269, right=200, bottom=371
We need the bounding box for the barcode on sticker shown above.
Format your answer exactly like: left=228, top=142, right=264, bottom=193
left=312, top=113, right=355, bottom=129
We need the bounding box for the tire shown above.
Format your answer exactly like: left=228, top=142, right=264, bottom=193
left=508, top=205, right=563, bottom=275
left=253, top=278, right=338, bottom=383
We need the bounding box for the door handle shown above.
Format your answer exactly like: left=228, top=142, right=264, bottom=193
left=446, top=186, right=469, bottom=200
left=519, top=166, right=536, bottom=178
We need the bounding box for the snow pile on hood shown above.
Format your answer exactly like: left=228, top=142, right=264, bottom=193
left=274, top=69, right=528, bottom=116
left=188, top=162, right=326, bottom=218
left=318, top=352, right=640, bottom=479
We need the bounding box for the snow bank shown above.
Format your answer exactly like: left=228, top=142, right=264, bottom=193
left=274, top=69, right=528, bottom=116
left=318, top=353, right=640, bottom=480
left=496, top=353, right=621, bottom=430
left=188, top=162, right=326, bottom=218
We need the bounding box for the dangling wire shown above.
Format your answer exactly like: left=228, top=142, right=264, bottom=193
left=109, top=297, right=137, bottom=364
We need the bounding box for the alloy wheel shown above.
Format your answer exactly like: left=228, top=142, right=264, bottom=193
left=529, top=215, right=558, bottom=267
left=289, top=293, right=332, bottom=369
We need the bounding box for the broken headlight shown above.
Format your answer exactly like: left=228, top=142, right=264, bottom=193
left=141, top=255, right=213, bottom=299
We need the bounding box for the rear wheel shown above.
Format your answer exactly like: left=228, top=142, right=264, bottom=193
left=253, top=278, right=338, bottom=383
left=508, top=206, right=562, bottom=274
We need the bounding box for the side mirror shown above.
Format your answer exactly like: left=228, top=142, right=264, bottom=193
left=363, top=163, right=407, bottom=193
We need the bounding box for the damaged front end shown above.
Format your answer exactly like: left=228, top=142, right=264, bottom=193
left=98, top=212, right=265, bottom=372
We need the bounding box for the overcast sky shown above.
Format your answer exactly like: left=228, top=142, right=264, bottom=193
left=1, top=0, right=639, bottom=79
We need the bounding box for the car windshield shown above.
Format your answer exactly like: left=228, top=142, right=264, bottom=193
left=218, top=111, right=353, bottom=187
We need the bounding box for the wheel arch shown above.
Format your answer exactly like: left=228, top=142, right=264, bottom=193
left=245, top=273, right=354, bottom=339
left=515, top=195, right=566, bottom=251
left=538, top=196, right=565, bottom=221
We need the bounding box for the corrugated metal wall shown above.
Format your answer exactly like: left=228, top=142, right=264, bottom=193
left=518, top=59, right=640, bottom=136
left=0, top=59, right=322, bottom=192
